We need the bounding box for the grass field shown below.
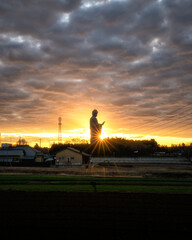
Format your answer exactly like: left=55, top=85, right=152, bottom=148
left=1, top=173, right=192, bottom=239
left=1, top=174, right=192, bottom=193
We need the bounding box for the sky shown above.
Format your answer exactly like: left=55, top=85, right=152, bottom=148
left=0, top=0, right=192, bottom=147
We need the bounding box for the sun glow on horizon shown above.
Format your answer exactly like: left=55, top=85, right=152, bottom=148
left=1, top=128, right=192, bottom=148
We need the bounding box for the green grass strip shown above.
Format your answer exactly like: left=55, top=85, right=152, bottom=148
left=0, top=184, right=192, bottom=194
left=1, top=175, right=192, bottom=193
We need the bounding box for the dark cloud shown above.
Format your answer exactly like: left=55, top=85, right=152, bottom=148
left=0, top=0, right=191, bottom=138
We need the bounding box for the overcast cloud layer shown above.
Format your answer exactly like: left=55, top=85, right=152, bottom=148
left=0, top=0, right=192, bottom=138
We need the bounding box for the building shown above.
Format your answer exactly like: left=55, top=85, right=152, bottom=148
left=0, top=149, right=24, bottom=163
left=0, top=144, right=44, bottom=165
left=14, top=145, right=43, bottom=163
left=56, top=147, right=90, bottom=166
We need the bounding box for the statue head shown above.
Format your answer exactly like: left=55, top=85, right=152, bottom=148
left=92, top=109, right=98, bottom=117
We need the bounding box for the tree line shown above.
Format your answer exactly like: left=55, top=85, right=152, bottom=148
left=43, top=138, right=192, bottom=157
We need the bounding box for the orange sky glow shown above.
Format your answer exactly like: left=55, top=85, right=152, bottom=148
left=0, top=0, right=191, bottom=148
left=1, top=130, right=192, bottom=148
left=1, top=108, right=192, bottom=147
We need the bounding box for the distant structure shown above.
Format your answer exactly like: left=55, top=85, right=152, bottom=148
left=90, top=109, right=105, bottom=144
left=56, top=147, right=90, bottom=166
left=58, top=117, right=62, bottom=143
left=0, top=144, right=44, bottom=165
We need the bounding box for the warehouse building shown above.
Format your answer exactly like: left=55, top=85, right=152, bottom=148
left=56, top=147, right=90, bottom=166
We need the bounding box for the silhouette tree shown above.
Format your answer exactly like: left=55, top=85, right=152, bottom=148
left=17, top=138, right=27, bottom=145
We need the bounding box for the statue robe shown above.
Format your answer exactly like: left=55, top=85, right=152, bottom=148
left=90, top=116, right=102, bottom=144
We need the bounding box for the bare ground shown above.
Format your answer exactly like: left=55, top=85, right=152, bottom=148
left=0, top=164, right=192, bottom=178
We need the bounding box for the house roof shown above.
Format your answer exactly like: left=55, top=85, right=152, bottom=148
left=14, top=145, right=43, bottom=156
left=59, top=147, right=91, bottom=157
left=0, top=150, right=24, bottom=157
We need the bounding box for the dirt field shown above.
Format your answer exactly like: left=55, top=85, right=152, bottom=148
left=0, top=164, right=192, bottom=178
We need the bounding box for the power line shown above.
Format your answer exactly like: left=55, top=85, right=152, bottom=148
left=130, top=104, right=192, bottom=132
left=163, top=124, right=192, bottom=137
left=138, top=115, right=192, bottom=134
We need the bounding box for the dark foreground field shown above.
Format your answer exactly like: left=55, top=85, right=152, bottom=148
left=0, top=190, right=192, bottom=240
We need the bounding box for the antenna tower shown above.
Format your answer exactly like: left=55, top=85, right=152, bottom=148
left=58, top=117, right=62, bottom=143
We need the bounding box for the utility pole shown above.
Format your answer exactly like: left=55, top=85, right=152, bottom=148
left=58, top=117, right=62, bottom=144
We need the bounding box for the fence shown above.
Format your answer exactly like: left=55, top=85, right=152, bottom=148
left=91, top=157, right=191, bottom=165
